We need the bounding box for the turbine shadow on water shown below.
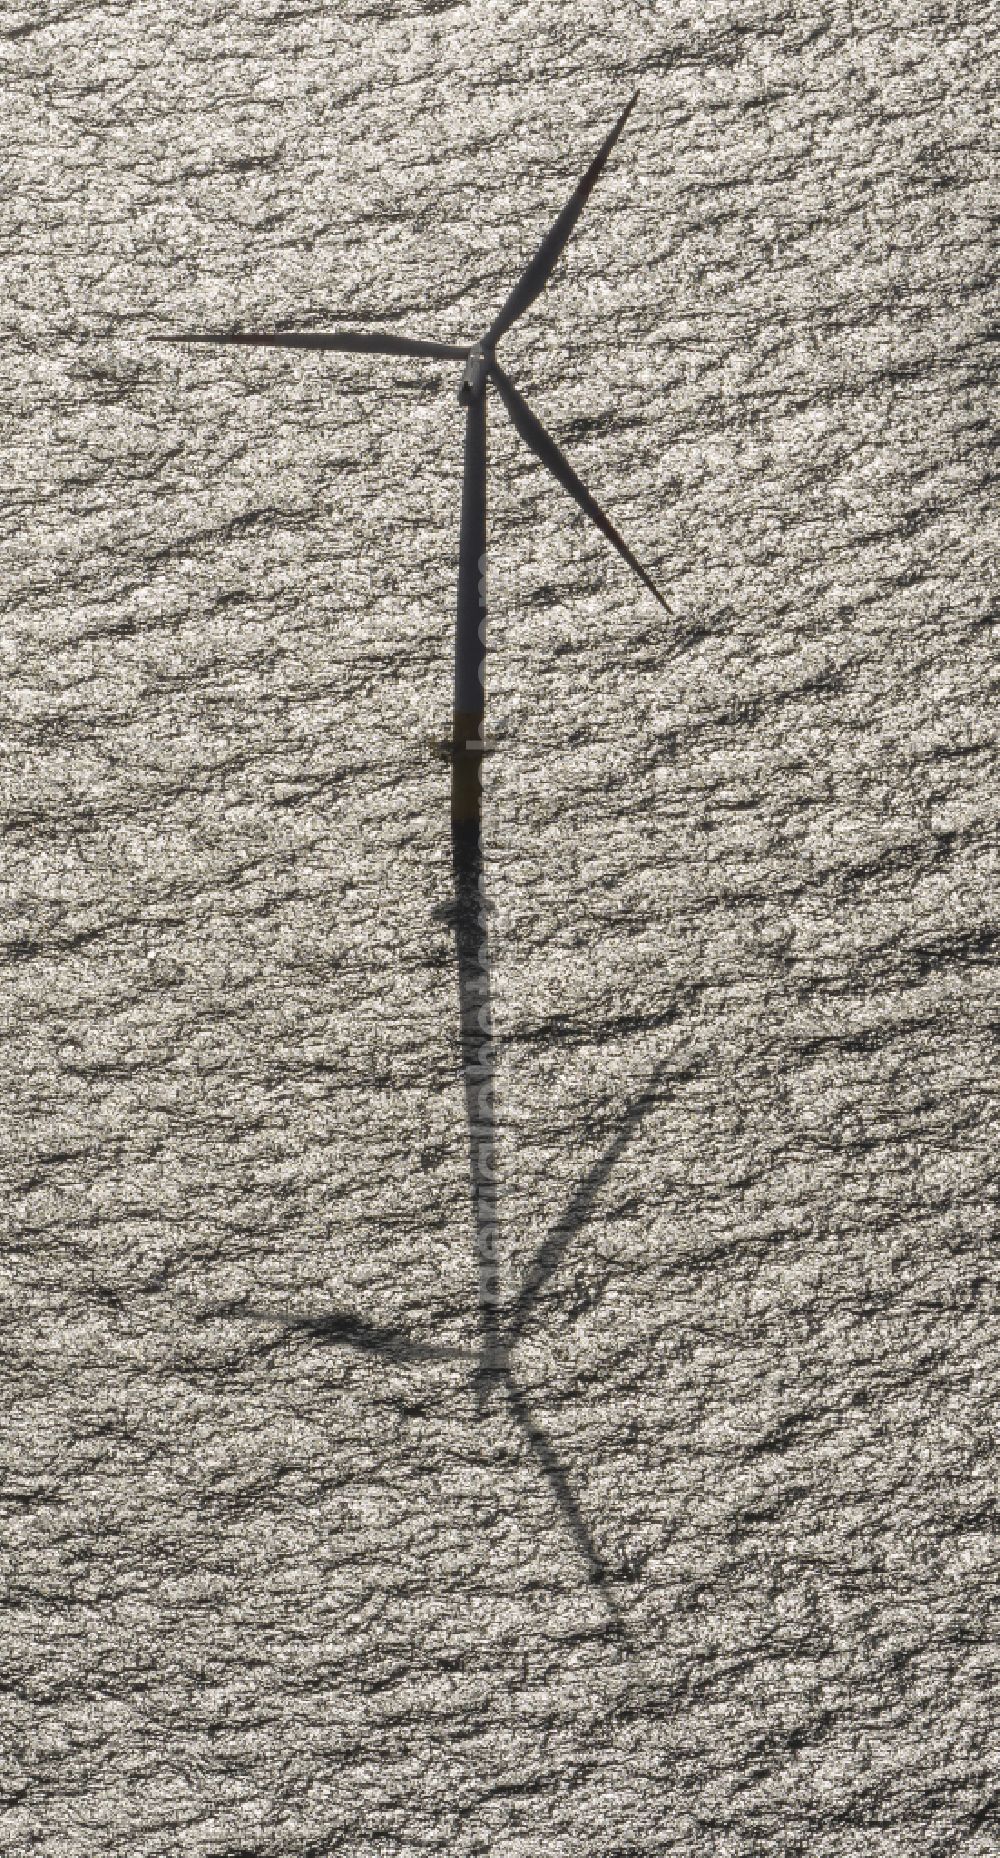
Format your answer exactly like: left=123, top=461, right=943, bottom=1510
left=448, top=809, right=674, bottom=1621
left=452, top=818, right=626, bottom=1602
left=197, top=896, right=672, bottom=1633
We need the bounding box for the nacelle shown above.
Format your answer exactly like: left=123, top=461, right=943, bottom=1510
left=458, top=344, right=489, bottom=404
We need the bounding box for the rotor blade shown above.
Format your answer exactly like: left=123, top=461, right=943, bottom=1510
left=485, top=91, right=639, bottom=346
left=489, top=361, right=669, bottom=612
left=150, top=329, right=468, bottom=361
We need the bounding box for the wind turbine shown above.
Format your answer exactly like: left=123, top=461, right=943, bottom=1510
left=155, top=97, right=672, bottom=1620
left=155, top=90, right=667, bottom=826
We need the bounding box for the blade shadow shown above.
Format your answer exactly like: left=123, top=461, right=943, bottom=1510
left=507, top=1053, right=676, bottom=1348
left=505, top=1374, right=623, bottom=1626
left=196, top=1299, right=466, bottom=1367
